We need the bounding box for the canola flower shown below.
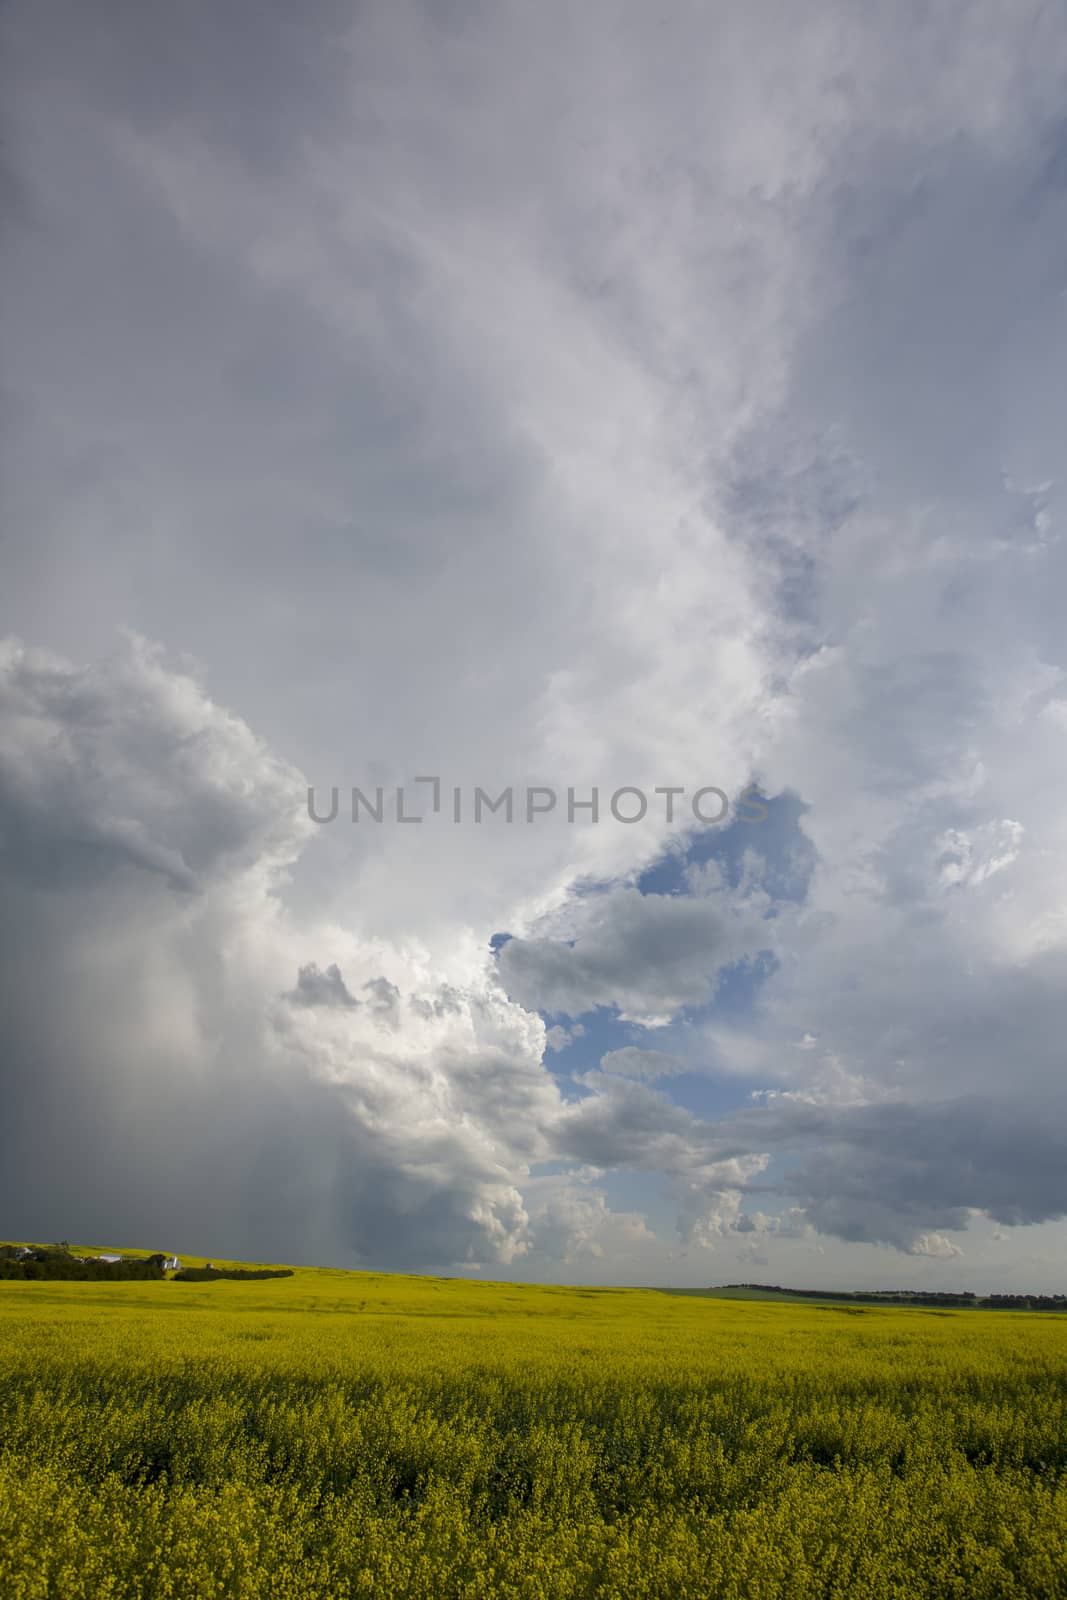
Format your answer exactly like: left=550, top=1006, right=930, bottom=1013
left=1, top=1267, right=1066, bottom=1597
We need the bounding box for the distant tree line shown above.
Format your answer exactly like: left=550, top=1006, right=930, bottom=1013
left=0, top=1245, right=166, bottom=1282
left=728, top=1283, right=1067, bottom=1311
left=172, top=1266, right=294, bottom=1282
left=983, top=1294, right=1067, bottom=1311
left=1, top=1246, right=294, bottom=1284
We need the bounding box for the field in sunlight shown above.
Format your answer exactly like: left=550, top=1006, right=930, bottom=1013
left=2, top=1263, right=1066, bottom=1598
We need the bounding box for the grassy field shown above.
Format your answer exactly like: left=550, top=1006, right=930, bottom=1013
left=2, top=1262, right=1066, bottom=1598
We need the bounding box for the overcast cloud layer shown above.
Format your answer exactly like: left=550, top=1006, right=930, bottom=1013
left=3, top=1, right=1067, bottom=1289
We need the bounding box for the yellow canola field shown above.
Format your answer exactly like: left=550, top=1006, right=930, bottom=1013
left=1, top=1268, right=1065, bottom=1599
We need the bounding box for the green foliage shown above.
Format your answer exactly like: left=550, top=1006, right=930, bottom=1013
left=0, top=1245, right=165, bottom=1283
left=172, top=1267, right=295, bottom=1283
left=1, top=1269, right=1065, bottom=1597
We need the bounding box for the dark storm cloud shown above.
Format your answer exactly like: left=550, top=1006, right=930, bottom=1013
left=549, top=1065, right=1067, bottom=1253
left=496, top=888, right=768, bottom=1021
left=0, top=636, right=305, bottom=893
left=738, top=1095, right=1067, bottom=1249
left=0, top=638, right=542, bottom=1270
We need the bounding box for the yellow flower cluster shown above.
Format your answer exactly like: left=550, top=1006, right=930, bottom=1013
left=1, top=1271, right=1065, bottom=1597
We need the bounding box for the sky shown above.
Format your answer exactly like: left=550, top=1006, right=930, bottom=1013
left=3, top=1, right=1067, bottom=1290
